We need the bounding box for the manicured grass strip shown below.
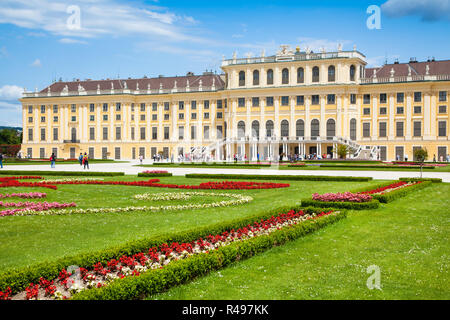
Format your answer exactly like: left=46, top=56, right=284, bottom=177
left=71, top=210, right=346, bottom=300
left=0, top=205, right=332, bottom=294
left=137, top=173, right=173, bottom=177
left=301, top=199, right=380, bottom=210
left=371, top=181, right=432, bottom=203
left=399, top=177, right=442, bottom=183
left=185, top=174, right=372, bottom=182
left=0, top=170, right=124, bottom=177
left=315, top=164, right=435, bottom=170
left=141, top=163, right=273, bottom=168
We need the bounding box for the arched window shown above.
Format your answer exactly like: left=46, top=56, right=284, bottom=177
left=71, top=128, right=77, bottom=141
left=350, top=65, right=356, bottom=81
left=281, top=120, right=289, bottom=137
left=326, top=119, right=336, bottom=139
left=237, top=121, right=245, bottom=138
left=239, top=71, right=245, bottom=86
left=282, top=68, right=289, bottom=84
left=266, top=120, right=274, bottom=137
left=350, top=118, right=357, bottom=140
left=328, top=65, right=335, bottom=82
left=297, top=67, right=304, bottom=83
left=312, top=66, right=320, bottom=82
left=253, top=70, right=259, bottom=85
left=267, top=69, right=274, bottom=85
left=251, top=120, right=260, bottom=138
left=296, top=119, right=304, bottom=137
left=311, top=119, right=320, bottom=137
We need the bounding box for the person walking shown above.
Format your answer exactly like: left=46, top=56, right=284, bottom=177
left=78, top=153, right=83, bottom=166
left=50, top=153, right=56, bottom=168
left=139, top=154, right=143, bottom=165
left=0, top=153, right=3, bottom=169
left=83, top=152, right=89, bottom=169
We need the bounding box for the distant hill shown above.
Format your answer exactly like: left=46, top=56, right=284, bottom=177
left=0, top=126, right=22, bottom=131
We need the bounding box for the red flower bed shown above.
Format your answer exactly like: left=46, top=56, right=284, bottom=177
left=359, top=181, right=419, bottom=195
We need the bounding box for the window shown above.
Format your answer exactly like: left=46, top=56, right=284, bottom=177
left=396, top=106, right=404, bottom=114
left=238, top=98, right=245, bottom=107
left=115, top=127, right=121, bottom=140
left=71, top=116, right=76, bottom=122
left=53, top=105, right=58, bottom=113
left=363, top=94, right=370, bottom=104
left=395, top=146, right=404, bottom=161
left=140, top=127, right=146, bottom=140
left=237, top=121, right=245, bottom=138
left=414, top=92, right=422, bottom=102
left=140, top=114, right=145, bottom=121
left=350, top=65, right=356, bottom=81
left=217, top=125, right=223, bottom=139
left=28, top=106, right=33, bottom=113
left=439, top=91, right=447, bottom=102
left=363, top=108, right=370, bottom=115
left=413, top=121, right=422, bottom=137
left=350, top=119, right=357, bottom=140
left=311, top=119, right=320, bottom=137
left=328, top=65, right=335, bottom=82
left=327, top=94, right=335, bottom=104
left=149, top=114, right=156, bottom=121
left=131, top=115, right=135, bottom=121
left=152, top=127, right=157, bottom=140
left=152, top=103, right=157, bottom=111
left=114, top=147, right=121, bottom=160
left=217, top=100, right=223, bottom=109
left=267, top=69, right=274, bottom=85
left=41, top=105, right=46, bottom=113
left=191, top=113, right=197, bottom=120
left=190, top=126, right=196, bottom=140
left=204, top=100, right=210, bottom=109
left=164, top=127, right=169, bottom=139
left=312, top=66, right=319, bottom=82
left=179, top=101, right=184, bottom=110
left=438, top=121, right=447, bottom=136
left=414, top=106, right=422, bottom=114
left=362, top=123, right=370, bottom=137
left=139, top=147, right=145, bottom=159
left=380, top=93, right=387, bottom=104
left=204, top=112, right=209, bottom=119
left=217, top=112, right=223, bottom=119
left=89, top=104, right=95, bottom=112
left=40, top=128, right=46, bottom=141
left=380, top=146, right=387, bottom=161
left=53, top=128, right=58, bottom=141
left=296, top=119, right=304, bottom=137
left=131, top=103, right=135, bottom=112
left=140, top=103, right=146, bottom=112
left=266, top=97, right=274, bottom=107
left=71, top=104, right=76, bottom=112
left=116, top=114, right=121, bottom=121
left=397, top=93, right=404, bottom=103
left=396, top=121, right=404, bottom=137
left=311, top=95, right=319, bottom=105
left=28, top=117, right=33, bottom=123
left=251, top=120, right=260, bottom=138
left=439, top=105, right=447, bottom=113
left=178, top=126, right=184, bottom=140
left=281, top=120, right=289, bottom=137
left=204, top=126, right=210, bottom=139
left=53, top=116, right=58, bottom=122
left=103, top=127, right=108, bottom=140
left=116, top=103, right=121, bottom=111
left=253, top=70, right=259, bottom=85
left=103, top=114, right=108, bottom=121
left=266, top=120, right=274, bottom=137
left=89, top=127, right=95, bottom=140
left=164, top=114, right=169, bottom=121
left=252, top=97, right=259, bottom=107
left=239, top=71, right=245, bottom=86
left=379, top=122, right=387, bottom=137
left=164, top=102, right=170, bottom=111
left=179, top=113, right=184, bottom=120
left=296, top=95, right=304, bottom=105
left=281, top=68, right=289, bottom=84
left=379, top=107, right=387, bottom=115
left=326, top=119, right=335, bottom=138
left=350, top=94, right=356, bottom=104
left=297, top=67, right=304, bottom=83
left=41, top=116, right=46, bottom=122
left=102, top=103, right=108, bottom=112
left=131, top=127, right=135, bottom=140
left=281, top=96, right=289, bottom=106
left=191, top=101, right=197, bottom=109
left=28, top=128, right=33, bottom=141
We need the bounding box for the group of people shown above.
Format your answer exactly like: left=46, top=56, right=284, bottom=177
left=78, top=153, right=90, bottom=169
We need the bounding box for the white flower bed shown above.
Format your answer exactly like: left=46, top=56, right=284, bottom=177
left=40, top=178, right=105, bottom=183
left=134, top=192, right=192, bottom=201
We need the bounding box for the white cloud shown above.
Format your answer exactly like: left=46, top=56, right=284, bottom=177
left=0, top=100, right=21, bottom=110
left=31, top=58, right=42, bottom=67
left=297, top=37, right=353, bottom=52
left=381, top=0, right=450, bottom=21
left=0, top=85, right=24, bottom=100
left=59, top=38, right=87, bottom=44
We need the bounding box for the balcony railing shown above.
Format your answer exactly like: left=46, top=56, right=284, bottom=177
left=361, top=74, right=450, bottom=84
left=63, top=139, right=80, bottom=143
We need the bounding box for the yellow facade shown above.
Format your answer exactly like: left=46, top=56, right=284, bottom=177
left=20, top=45, right=450, bottom=162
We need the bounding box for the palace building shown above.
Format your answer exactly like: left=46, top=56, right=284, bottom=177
left=20, top=44, right=450, bottom=162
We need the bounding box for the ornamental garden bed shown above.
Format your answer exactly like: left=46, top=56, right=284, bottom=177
left=138, top=170, right=173, bottom=177
left=0, top=206, right=344, bottom=300
left=0, top=170, right=124, bottom=177
left=185, top=174, right=372, bottom=182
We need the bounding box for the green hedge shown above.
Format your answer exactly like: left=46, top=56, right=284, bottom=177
left=0, top=205, right=336, bottom=294
left=137, top=172, right=173, bottom=177
left=185, top=174, right=373, bottom=182
left=301, top=199, right=380, bottom=210
left=71, top=210, right=346, bottom=300
left=317, top=164, right=435, bottom=170
left=0, top=170, right=124, bottom=177
left=371, top=180, right=432, bottom=203
left=399, top=177, right=442, bottom=183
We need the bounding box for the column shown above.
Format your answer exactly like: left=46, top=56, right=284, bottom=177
left=423, top=92, right=432, bottom=139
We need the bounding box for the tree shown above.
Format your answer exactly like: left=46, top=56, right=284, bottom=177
left=333, top=144, right=354, bottom=159
left=413, top=147, right=428, bottom=178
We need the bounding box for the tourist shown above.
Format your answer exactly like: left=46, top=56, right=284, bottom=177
left=78, top=153, right=83, bottom=166
left=139, top=154, right=143, bottom=165
left=433, top=154, right=436, bottom=162
left=83, top=152, right=89, bottom=169
left=50, top=153, right=56, bottom=168
left=0, top=153, right=3, bottom=168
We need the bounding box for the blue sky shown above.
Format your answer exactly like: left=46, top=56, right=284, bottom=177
left=1, top=0, right=450, bottom=126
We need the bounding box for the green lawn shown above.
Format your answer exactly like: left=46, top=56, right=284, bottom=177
left=0, top=175, right=383, bottom=272
left=148, top=182, right=450, bottom=300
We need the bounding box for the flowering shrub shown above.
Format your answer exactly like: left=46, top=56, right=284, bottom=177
left=312, top=192, right=372, bottom=202
left=6, top=208, right=336, bottom=300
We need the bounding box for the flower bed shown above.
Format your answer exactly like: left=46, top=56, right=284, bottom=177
left=359, top=181, right=412, bottom=195
left=185, top=174, right=372, bottom=182
left=1, top=208, right=341, bottom=300
left=138, top=170, right=172, bottom=177
left=39, top=178, right=104, bottom=183
left=312, top=192, right=372, bottom=202
left=0, top=192, right=47, bottom=199
left=301, top=199, right=380, bottom=210
left=0, top=201, right=76, bottom=217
